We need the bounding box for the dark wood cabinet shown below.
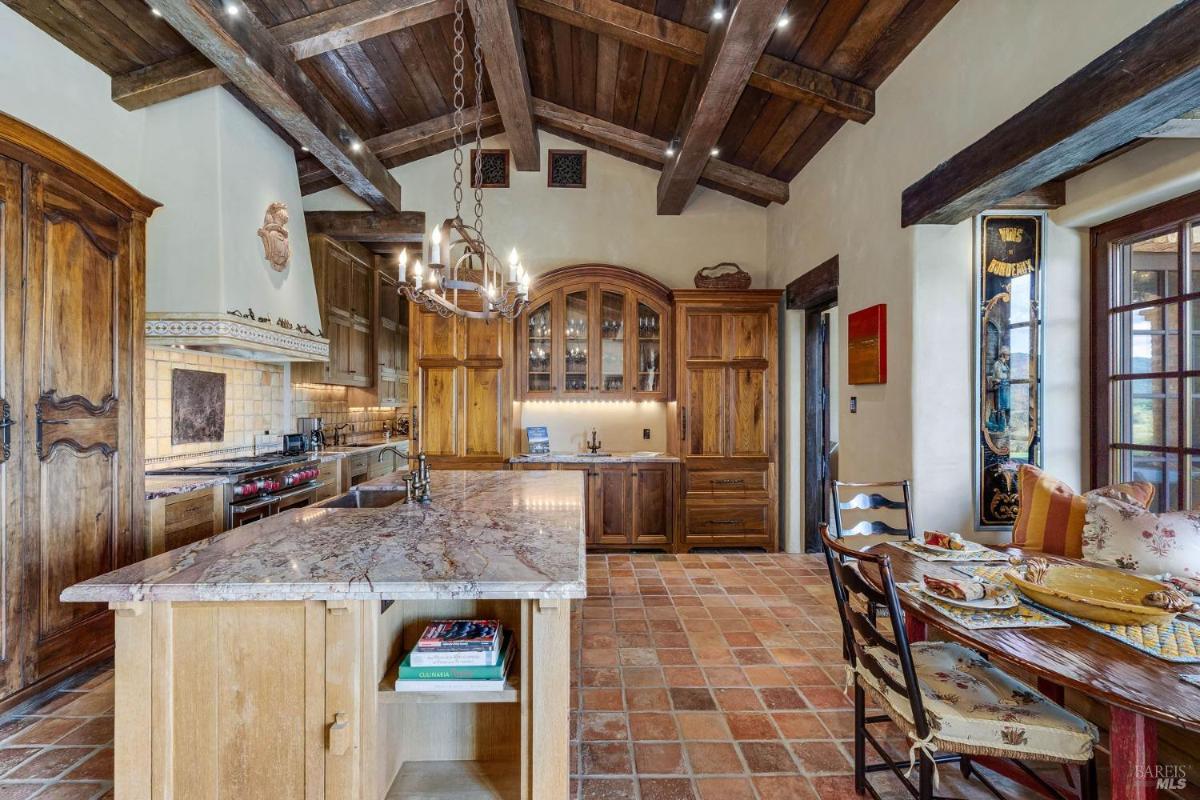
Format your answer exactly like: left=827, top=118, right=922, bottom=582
left=0, top=114, right=157, bottom=710
left=347, top=261, right=409, bottom=409
left=631, top=463, right=674, bottom=547
left=592, top=465, right=632, bottom=546
left=517, top=265, right=671, bottom=400
left=294, top=235, right=373, bottom=388
left=674, top=291, right=780, bottom=552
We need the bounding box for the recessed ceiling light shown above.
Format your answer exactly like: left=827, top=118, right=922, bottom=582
left=300, top=145, right=309, bottom=152
left=665, top=146, right=675, bottom=157
left=350, top=141, right=363, bottom=153
left=710, top=147, right=720, bottom=157
left=711, top=6, right=724, bottom=21
left=150, top=6, right=162, bottom=16
left=776, top=14, right=789, bottom=28
left=225, top=3, right=239, bottom=15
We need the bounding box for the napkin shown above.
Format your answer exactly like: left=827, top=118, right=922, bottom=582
left=923, top=575, right=986, bottom=602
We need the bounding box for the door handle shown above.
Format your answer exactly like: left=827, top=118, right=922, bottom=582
left=328, top=712, right=351, bottom=755
left=0, top=399, right=12, bottom=463
left=680, top=408, right=687, bottom=439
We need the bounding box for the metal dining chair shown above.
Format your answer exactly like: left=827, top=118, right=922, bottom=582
left=832, top=480, right=916, bottom=548
left=820, top=524, right=1099, bottom=800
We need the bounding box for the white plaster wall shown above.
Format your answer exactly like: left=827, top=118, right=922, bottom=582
left=0, top=6, right=320, bottom=332
left=303, top=130, right=770, bottom=288
left=518, top=401, right=669, bottom=453
left=765, top=0, right=1178, bottom=542
left=0, top=3, right=145, bottom=185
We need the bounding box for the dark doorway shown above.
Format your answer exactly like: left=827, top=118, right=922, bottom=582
left=785, top=256, right=839, bottom=553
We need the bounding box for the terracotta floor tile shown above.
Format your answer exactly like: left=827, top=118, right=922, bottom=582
left=759, top=687, right=807, bottom=710
left=739, top=741, right=797, bottom=773
left=582, top=742, right=633, bottom=775
left=6, top=719, right=83, bottom=746
left=582, top=689, right=625, bottom=711
left=693, top=776, right=756, bottom=800
left=0, top=721, right=34, bottom=745
left=662, top=668, right=705, bottom=688
left=669, top=688, right=716, bottom=712
left=0, top=784, right=41, bottom=800
left=638, top=777, right=697, bottom=800
left=0, top=749, right=37, bottom=778
left=625, top=688, right=671, bottom=712
left=6, top=747, right=93, bottom=780
left=55, top=719, right=112, bottom=748
left=633, top=742, right=684, bottom=774
left=578, top=777, right=637, bottom=799
left=741, top=666, right=790, bottom=687
left=30, top=783, right=108, bottom=799
left=701, top=667, right=747, bottom=688
left=712, top=688, right=761, bottom=712
left=771, top=712, right=828, bottom=740
left=753, top=775, right=819, bottom=800
left=724, top=713, right=777, bottom=741
left=790, top=741, right=850, bottom=775
left=623, top=667, right=666, bottom=688
left=656, top=649, right=695, bottom=666
left=799, top=687, right=852, bottom=710
left=675, top=713, right=729, bottom=742
left=581, top=712, right=630, bottom=742
left=683, top=742, right=743, bottom=774
left=628, top=713, right=678, bottom=741
left=582, top=668, right=622, bottom=688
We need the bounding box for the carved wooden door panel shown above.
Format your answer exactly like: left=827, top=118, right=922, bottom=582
left=0, top=156, right=28, bottom=697
left=23, top=171, right=134, bottom=680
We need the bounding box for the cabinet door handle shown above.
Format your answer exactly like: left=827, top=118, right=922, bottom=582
left=0, top=399, right=12, bottom=463
left=707, top=519, right=739, bottom=526
left=712, top=478, right=744, bottom=485
left=680, top=409, right=687, bottom=439
left=328, top=712, right=351, bottom=755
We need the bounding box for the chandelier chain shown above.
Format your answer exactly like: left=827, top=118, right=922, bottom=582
left=472, top=14, right=484, bottom=239
left=450, top=0, right=466, bottom=219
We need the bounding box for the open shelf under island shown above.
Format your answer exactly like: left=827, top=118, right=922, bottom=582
left=62, top=470, right=587, bottom=800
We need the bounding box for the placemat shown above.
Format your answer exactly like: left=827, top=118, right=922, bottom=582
left=1026, top=603, right=1200, bottom=664
left=897, top=582, right=1069, bottom=630
left=956, top=566, right=1200, bottom=663
left=890, top=540, right=1010, bottom=563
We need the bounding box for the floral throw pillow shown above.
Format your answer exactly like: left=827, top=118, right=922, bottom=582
left=1082, top=495, right=1200, bottom=594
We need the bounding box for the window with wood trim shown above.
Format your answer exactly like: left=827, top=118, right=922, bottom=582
left=1093, top=190, right=1200, bottom=511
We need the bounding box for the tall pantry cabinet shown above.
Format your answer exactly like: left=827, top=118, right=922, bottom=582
left=0, top=113, right=157, bottom=709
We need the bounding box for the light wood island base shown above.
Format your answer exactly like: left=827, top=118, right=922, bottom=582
left=111, top=597, right=571, bottom=800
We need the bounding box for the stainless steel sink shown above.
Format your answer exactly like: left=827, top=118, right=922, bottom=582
left=317, top=489, right=408, bottom=509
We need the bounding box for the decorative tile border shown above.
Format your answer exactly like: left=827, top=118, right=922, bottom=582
left=145, top=312, right=329, bottom=361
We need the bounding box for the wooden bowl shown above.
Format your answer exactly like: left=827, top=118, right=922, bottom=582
left=1004, top=564, right=1180, bottom=626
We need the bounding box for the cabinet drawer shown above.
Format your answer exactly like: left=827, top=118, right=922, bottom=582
left=685, top=470, right=768, bottom=495
left=317, top=460, right=339, bottom=499
left=685, top=502, right=768, bottom=539
left=348, top=453, right=370, bottom=476
left=164, top=491, right=213, bottom=529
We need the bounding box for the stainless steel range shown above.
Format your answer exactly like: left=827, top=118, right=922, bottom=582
left=147, top=452, right=325, bottom=527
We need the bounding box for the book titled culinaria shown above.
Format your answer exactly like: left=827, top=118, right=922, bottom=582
left=394, top=634, right=514, bottom=692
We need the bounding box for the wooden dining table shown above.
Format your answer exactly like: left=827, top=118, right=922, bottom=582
left=860, top=542, right=1200, bottom=800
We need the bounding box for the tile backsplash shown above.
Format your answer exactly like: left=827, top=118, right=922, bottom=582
left=145, top=349, right=284, bottom=461
left=145, top=349, right=406, bottom=465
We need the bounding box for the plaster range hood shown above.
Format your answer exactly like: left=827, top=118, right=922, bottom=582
left=138, top=89, right=329, bottom=364
left=145, top=312, right=328, bottom=363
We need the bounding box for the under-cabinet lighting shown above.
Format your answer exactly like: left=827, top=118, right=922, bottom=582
left=300, top=145, right=309, bottom=152
left=150, top=6, right=162, bottom=16
left=710, top=147, right=720, bottom=157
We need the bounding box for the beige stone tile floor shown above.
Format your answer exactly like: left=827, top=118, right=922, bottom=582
left=1, top=552, right=1195, bottom=799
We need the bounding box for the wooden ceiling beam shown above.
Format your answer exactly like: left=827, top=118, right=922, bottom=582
left=518, top=0, right=872, bottom=122
left=534, top=99, right=788, bottom=205
left=902, top=2, right=1200, bottom=226
left=298, top=102, right=502, bottom=186
left=657, top=0, right=788, bottom=215
left=467, top=0, right=541, bottom=170
left=305, top=211, right=426, bottom=242
left=151, top=0, right=403, bottom=212
left=112, top=0, right=452, bottom=110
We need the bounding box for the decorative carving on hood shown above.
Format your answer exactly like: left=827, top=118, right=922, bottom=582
left=257, top=202, right=291, bottom=271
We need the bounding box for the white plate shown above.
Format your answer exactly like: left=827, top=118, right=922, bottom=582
left=915, top=583, right=1019, bottom=610
left=916, top=536, right=988, bottom=555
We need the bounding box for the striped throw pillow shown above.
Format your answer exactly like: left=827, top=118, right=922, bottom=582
left=1011, top=465, right=1155, bottom=557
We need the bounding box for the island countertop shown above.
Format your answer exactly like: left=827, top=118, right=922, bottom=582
left=64, top=470, right=586, bottom=603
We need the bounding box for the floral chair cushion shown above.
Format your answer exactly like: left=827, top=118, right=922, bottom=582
left=855, top=641, right=1097, bottom=764
left=1082, top=494, right=1200, bottom=594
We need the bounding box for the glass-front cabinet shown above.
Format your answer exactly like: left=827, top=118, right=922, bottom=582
left=517, top=269, right=670, bottom=401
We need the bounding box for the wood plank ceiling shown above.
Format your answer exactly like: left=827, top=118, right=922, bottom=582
left=5, top=0, right=958, bottom=211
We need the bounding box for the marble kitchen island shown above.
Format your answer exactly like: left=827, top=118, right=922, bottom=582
left=62, top=470, right=586, bottom=800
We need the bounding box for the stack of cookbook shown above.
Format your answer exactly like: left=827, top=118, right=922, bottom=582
left=394, top=619, right=514, bottom=692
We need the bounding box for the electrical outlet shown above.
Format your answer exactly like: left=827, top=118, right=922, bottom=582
left=643, top=428, right=651, bottom=440
left=850, top=397, right=858, bottom=414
